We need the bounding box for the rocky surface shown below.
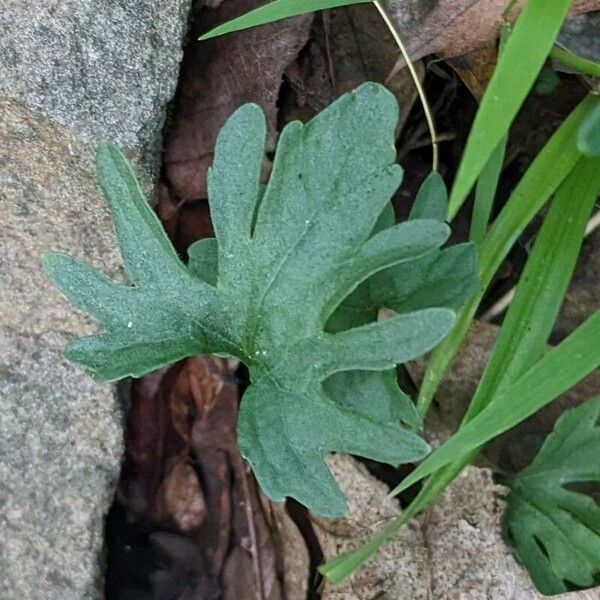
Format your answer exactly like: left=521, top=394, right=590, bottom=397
left=314, top=455, right=430, bottom=599
left=316, top=456, right=564, bottom=599
left=0, top=1, right=191, bottom=596
left=0, top=0, right=191, bottom=155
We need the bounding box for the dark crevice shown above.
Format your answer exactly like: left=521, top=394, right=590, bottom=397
left=286, top=500, right=324, bottom=600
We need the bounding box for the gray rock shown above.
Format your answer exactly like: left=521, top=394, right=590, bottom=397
left=558, top=12, right=600, bottom=63
left=0, top=0, right=188, bottom=585
left=0, top=0, right=191, bottom=154
left=314, top=454, right=431, bottom=599
left=423, top=467, right=597, bottom=599
left=0, top=332, right=123, bottom=599
left=0, top=94, right=125, bottom=599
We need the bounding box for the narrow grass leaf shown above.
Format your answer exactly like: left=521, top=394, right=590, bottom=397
left=550, top=45, right=600, bottom=78
left=578, top=102, right=600, bottom=157
left=394, top=308, right=600, bottom=494
left=200, top=0, right=367, bottom=40
left=417, top=94, right=598, bottom=416
left=469, top=136, right=506, bottom=244
left=466, top=157, right=600, bottom=419
left=448, top=0, right=572, bottom=219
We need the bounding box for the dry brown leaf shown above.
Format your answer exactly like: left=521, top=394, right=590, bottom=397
left=285, top=5, right=423, bottom=126
left=445, top=42, right=499, bottom=100
left=163, top=0, right=312, bottom=200
left=156, top=462, right=207, bottom=532
left=387, top=0, right=600, bottom=63
left=387, top=0, right=523, bottom=62
left=113, top=354, right=310, bottom=598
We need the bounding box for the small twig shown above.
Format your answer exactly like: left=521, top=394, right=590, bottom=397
left=481, top=209, right=600, bottom=322
left=373, top=0, right=439, bottom=171
left=241, top=464, right=266, bottom=600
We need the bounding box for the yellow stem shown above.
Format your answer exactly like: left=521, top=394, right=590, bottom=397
left=373, top=0, right=439, bottom=171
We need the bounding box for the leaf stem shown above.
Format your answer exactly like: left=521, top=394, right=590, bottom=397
left=550, top=45, right=600, bottom=78
left=372, top=1, right=439, bottom=171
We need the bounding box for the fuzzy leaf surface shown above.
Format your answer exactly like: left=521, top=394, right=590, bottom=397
left=45, top=83, right=457, bottom=515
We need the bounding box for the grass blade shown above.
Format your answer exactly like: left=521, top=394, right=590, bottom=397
left=466, top=157, right=600, bottom=419
left=393, top=306, right=600, bottom=494
left=200, top=0, right=367, bottom=40
left=550, top=45, right=600, bottom=78
left=447, top=0, right=572, bottom=219
left=469, top=135, right=506, bottom=244
left=578, top=102, right=600, bottom=157
left=417, top=94, right=598, bottom=416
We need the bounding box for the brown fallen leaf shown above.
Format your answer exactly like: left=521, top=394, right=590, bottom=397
left=387, top=0, right=600, bottom=64
left=117, top=365, right=190, bottom=523
left=112, top=354, right=310, bottom=598
left=386, top=0, right=523, bottom=63
left=156, top=462, right=207, bottom=532
left=445, top=42, right=499, bottom=101
left=285, top=5, right=423, bottom=126
left=163, top=0, right=313, bottom=200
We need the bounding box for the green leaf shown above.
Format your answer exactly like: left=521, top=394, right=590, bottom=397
left=199, top=0, right=368, bottom=40
left=333, top=172, right=478, bottom=324
left=322, top=173, right=477, bottom=433
left=409, top=172, right=448, bottom=221
left=45, top=83, right=458, bottom=516
left=324, top=369, right=422, bottom=430
left=503, top=397, right=600, bottom=595
left=550, top=44, right=600, bottom=79
left=186, top=212, right=451, bottom=436
left=321, top=152, right=600, bottom=582
left=42, top=144, right=233, bottom=381
left=578, top=102, right=600, bottom=157
left=188, top=236, right=426, bottom=431
left=448, top=0, right=573, bottom=219
left=188, top=237, right=218, bottom=285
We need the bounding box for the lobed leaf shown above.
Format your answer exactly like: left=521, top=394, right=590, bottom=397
left=46, top=83, right=461, bottom=515
left=503, top=398, right=600, bottom=595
